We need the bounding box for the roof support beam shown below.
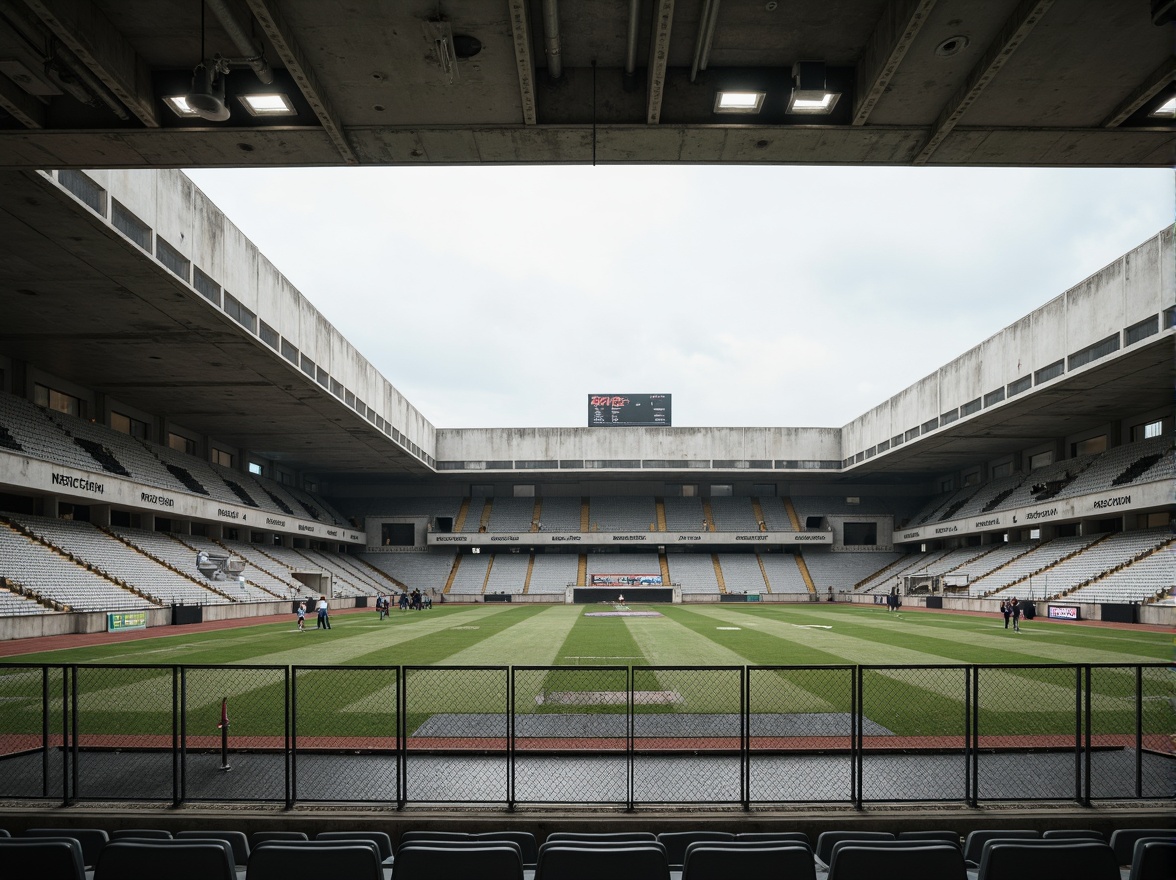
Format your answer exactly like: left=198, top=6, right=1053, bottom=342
left=1102, top=57, right=1176, bottom=128
left=853, top=0, right=940, bottom=126
left=243, top=0, right=359, bottom=165
left=913, top=0, right=1054, bottom=164
left=0, top=68, right=45, bottom=128
left=22, top=0, right=157, bottom=127
left=646, top=0, right=675, bottom=124
left=507, top=0, right=537, bottom=124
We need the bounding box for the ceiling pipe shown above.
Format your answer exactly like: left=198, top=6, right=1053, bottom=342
left=623, top=0, right=640, bottom=91
left=204, top=0, right=274, bottom=84
left=541, top=0, right=562, bottom=80
left=0, top=1, right=129, bottom=119
left=690, top=0, right=721, bottom=83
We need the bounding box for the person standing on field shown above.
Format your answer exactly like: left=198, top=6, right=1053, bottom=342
left=1010, top=597, right=1022, bottom=633
left=1000, top=599, right=1010, bottom=629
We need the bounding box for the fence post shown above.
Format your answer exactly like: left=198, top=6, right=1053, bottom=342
left=67, top=664, right=77, bottom=805
left=397, top=665, right=406, bottom=810
left=852, top=666, right=862, bottom=810
left=968, top=666, right=978, bottom=807
left=172, top=666, right=180, bottom=808
left=179, top=666, right=187, bottom=805
left=741, top=666, right=749, bottom=810
left=507, top=666, right=516, bottom=811
left=1081, top=665, right=1091, bottom=807
left=1074, top=665, right=1083, bottom=804
left=626, top=665, right=634, bottom=812
left=1134, top=665, right=1143, bottom=798
left=285, top=666, right=293, bottom=809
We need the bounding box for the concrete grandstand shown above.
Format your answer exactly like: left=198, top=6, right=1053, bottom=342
left=0, top=166, right=1170, bottom=639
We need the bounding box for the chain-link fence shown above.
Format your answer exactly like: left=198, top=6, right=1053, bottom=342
left=0, top=661, right=1167, bottom=807
left=179, top=665, right=288, bottom=803
left=748, top=666, right=854, bottom=804
left=0, top=663, right=66, bottom=800
left=403, top=666, right=508, bottom=804
left=292, top=665, right=398, bottom=803
left=512, top=666, right=629, bottom=805
left=859, top=665, right=969, bottom=803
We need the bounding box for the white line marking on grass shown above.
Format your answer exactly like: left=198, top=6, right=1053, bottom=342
left=716, top=626, right=741, bottom=631
left=791, top=624, right=832, bottom=630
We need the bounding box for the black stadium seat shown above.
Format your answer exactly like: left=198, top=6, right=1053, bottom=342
left=246, top=844, right=381, bottom=880
left=828, top=844, right=966, bottom=880
left=1, top=838, right=86, bottom=880
left=95, top=840, right=236, bottom=880
left=682, top=843, right=815, bottom=880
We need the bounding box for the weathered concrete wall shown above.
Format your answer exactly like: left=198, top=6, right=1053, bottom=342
left=435, top=425, right=843, bottom=464
left=841, top=228, right=1175, bottom=463
left=78, top=169, right=435, bottom=460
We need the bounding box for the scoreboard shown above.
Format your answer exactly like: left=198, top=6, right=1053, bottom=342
left=588, top=394, right=671, bottom=427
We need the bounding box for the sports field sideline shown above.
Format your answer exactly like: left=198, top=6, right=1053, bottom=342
left=2, top=602, right=1167, bottom=667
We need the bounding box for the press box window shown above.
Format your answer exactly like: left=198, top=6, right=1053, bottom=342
left=211, top=448, right=233, bottom=467
left=1034, top=360, right=1064, bottom=385
left=300, top=354, right=316, bottom=378
left=168, top=432, right=197, bottom=455
left=1007, top=376, right=1032, bottom=398
left=34, top=383, right=81, bottom=416
left=960, top=397, right=982, bottom=416
left=156, top=237, right=190, bottom=281
left=248, top=461, right=264, bottom=476
left=111, top=200, right=152, bottom=251
left=111, top=411, right=149, bottom=440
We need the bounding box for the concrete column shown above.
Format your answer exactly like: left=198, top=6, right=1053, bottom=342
left=89, top=504, right=112, bottom=527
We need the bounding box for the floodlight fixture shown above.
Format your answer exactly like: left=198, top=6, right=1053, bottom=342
left=787, top=61, right=840, bottom=115
left=714, top=90, right=766, bottom=114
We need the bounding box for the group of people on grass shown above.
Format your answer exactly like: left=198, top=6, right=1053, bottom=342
left=999, top=597, right=1023, bottom=632
left=294, top=596, right=331, bottom=631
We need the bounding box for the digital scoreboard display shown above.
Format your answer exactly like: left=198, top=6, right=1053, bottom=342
left=588, top=394, right=671, bottom=427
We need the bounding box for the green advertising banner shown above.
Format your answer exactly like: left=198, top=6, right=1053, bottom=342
left=107, top=610, right=148, bottom=632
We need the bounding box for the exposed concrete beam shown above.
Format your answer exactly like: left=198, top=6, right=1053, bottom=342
left=646, top=0, right=675, bottom=124
left=1102, top=57, right=1176, bottom=128
left=507, top=0, right=537, bottom=125
left=853, top=0, right=940, bottom=126
left=913, top=0, right=1054, bottom=164
left=243, top=0, right=359, bottom=165
left=0, top=70, right=45, bottom=128
left=22, top=0, right=157, bottom=127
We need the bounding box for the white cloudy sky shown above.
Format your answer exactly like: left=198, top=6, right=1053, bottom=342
left=184, top=165, right=1173, bottom=430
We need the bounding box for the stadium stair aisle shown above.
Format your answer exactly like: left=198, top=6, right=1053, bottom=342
left=577, top=554, right=587, bottom=586
left=711, top=554, right=727, bottom=593
left=531, top=499, right=542, bottom=532
left=655, top=498, right=667, bottom=531
left=751, top=498, right=766, bottom=531
left=481, top=555, right=494, bottom=594
left=701, top=500, right=713, bottom=532
left=783, top=497, right=802, bottom=531
left=580, top=499, right=590, bottom=532
left=795, top=554, right=817, bottom=595
left=756, top=553, right=772, bottom=593
left=523, top=552, right=535, bottom=593
left=456, top=497, right=474, bottom=533
left=443, top=555, right=461, bottom=594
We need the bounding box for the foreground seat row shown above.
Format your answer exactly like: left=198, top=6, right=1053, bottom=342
left=1, top=826, right=1171, bottom=880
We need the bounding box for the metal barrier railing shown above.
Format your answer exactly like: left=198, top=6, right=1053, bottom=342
left=0, top=662, right=1168, bottom=808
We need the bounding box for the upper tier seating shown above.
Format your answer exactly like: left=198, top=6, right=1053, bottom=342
left=534, top=497, right=583, bottom=533
left=589, top=496, right=657, bottom=532
left=708, top=497, right=761, bottom=531
left=481, top=497, right=538, bottom=533
left=757, top=497, right=797, bottom=531
left=663, top=497, right=705, bottom=531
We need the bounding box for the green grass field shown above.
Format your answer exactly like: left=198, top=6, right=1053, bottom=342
left=0, top=604, right=1169, bottom=743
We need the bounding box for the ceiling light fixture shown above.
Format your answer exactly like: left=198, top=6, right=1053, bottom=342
left=714, top=90, right=766, bottom=114
left=238, top=93, right=296, bottom=116
left=787, top=61, right=840, bottom=115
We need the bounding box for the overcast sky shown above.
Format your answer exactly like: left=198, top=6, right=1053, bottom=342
left=184, top=165, right=1173, bottom=430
